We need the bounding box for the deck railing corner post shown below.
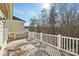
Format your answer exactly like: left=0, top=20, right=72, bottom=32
left=58, top=34, right=61, bottom=50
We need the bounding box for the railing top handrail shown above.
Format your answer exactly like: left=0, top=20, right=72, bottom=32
left=42, top=33, right=58, bottom=37
left=30, top=31, right=58, bottom=37
left=61, top=36, right=79, bottom=40
left=29, top=31, right=79, bottom=40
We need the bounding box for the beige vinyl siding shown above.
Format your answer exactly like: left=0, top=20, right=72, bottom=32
left=6, top=20, right=25, bottom=33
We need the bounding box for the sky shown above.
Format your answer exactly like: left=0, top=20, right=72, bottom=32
left=13, top=3, right=50, bottom=26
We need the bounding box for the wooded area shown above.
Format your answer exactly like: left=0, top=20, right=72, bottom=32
left=29, top=3, right=79, bottom=38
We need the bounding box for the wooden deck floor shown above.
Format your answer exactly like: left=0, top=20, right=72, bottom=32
left=5, top=38, right=48, bottom=56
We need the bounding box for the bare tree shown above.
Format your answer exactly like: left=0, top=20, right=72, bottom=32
left=49, top=4, right=58, bottom=34
left=29, top=16, right=38, bottom=32
left=29, top=3, right=79, bottom=38
left=38, top=8, right=50, bottom=33
left=58, top=3, right=79, bottom=37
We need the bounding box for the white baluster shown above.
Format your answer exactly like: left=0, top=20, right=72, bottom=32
left=64, top=38, right=65, bottom=49
left=66, top=38, right=68, bottom=50
left=76, top=40, right=78, bottom=54
left=69, top=39, right=71, bottom=51
left=73, top=39, right=74, bottom=52
left=62, top=38, right=64, bottom=49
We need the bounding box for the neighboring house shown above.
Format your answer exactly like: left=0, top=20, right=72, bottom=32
left=7, top=16, right=25, bottom=34
left=7, top=16, right=26, bottom=41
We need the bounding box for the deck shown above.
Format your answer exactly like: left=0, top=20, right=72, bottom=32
left=0, top=31, right=79, bottom=56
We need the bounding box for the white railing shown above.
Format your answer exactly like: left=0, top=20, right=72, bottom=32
left=28, top=31, right=79, bottom=56
left=61, top=36, right=79, bottom=55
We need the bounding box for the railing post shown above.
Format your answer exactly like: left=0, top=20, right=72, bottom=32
left=40, top=32, right=42, bottom=41
left=58, top=34, right=61, bottom=50
left=28, top=31, right=30, bottom=40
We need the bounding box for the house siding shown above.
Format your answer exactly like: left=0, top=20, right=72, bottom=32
left=6, top=20, right=25, bottom=33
